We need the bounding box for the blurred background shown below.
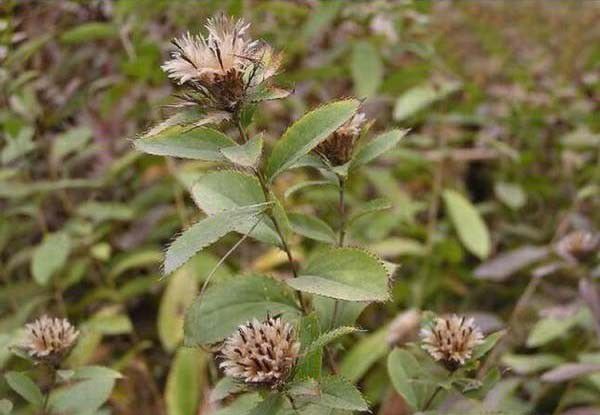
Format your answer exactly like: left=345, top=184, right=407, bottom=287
left=1, top=1, right=599, bottom=414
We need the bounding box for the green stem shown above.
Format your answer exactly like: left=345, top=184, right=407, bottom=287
left=423, top=385, right=443, bottom=411
left=236, top=119, right=307, bottom=314
left=41, top=365, right=58, bottom=415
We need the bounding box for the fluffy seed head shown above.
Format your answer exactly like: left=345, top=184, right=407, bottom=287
left=315, top=112, right=367, bottom=166
left=387, top=309, right=421, bottom=346
left=161, top=15, right=282, bottom=112
left=420, top=314, right=484, bottom=371
left=555, top=230, right=599, bottom=263
left=220, top=315, right=300, bottom=388
left=21, top=315, right=79, bottom=364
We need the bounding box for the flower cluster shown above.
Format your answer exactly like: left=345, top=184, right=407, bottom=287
left=162, top=15, right=282, bottom=115
left=315, top=113, right=367, bottom=166
left=420, top=314, right=484, bottom=371
left=220, top=315, right=300, bottom=388
left=20, top=315, right=79, bottom=364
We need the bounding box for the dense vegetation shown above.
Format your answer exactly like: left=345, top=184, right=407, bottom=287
left=1, top=1, right=599, bottom=414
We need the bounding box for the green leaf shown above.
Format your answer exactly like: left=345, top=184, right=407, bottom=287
left=266, top=99, right=360, bottom=180
left=165, top=348, right=207, bottom=415
left=184, top=275, right=301, bottom=346
left=249, top=393, right=283, bottom=415
left=214, top=393, right=261, bottom=415
left=49, top=377, right=116, bottom=415
left=71, top=366, right=122, bottom=380
left=163, top=204, right=269, bottom=274
left=442, top=189, right=491, bottom=259
left=314, top=297, right=368, bottom=330
left=288, top=212, right=337, bottom=244
left=77, top=201, right=135, bottom=222
left=221, top=134, right=263, bottom=167
left=288, top=248, right=390, bottom=302
left=294, top=314, right=323, bottom=380
left=387, top=349, right=438, bottom=411
left=158, top=258, right=199, bottom=351
left=0, top=398, right=12, bottom=415
left=351, top=41, right=383, bottom=98
left=4, top=372, right=43, bottom=407
left=31, top=232, right=71, bottom=286
left=340, top=327, right=389, bottom=382
left=352, top=129, right=408, bottom=168
left=60, top=22, right=118, bottom=43
left=471, top=330, right=505, bottom=361
left=494, top=182, right=527, bottom=210
left=134, top=126, right=235, bottom=161
left=501, top=354, right=565, bottom=375
left=526, top=308, right=588, bottom=348
left=305, top=326, right=360, bottom=355
left=301, top=0, right=342, bottom=41
left=51, top=127, right=92, bottom=161
left=210, top=378, right=246, bottom=403
left=312, top=376, right=369, bottom=411
left=284, top=180, right=336, bottom=200
left=393, top=80, right=461, bottom=121
left=348, top=197, right=392, bottom=224
left=192, top=170, right=281, bottom=246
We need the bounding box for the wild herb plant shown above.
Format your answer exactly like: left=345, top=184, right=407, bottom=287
left=134, top=15, right=502, bottom=414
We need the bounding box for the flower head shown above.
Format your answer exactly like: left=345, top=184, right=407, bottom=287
left=420, top=314, right=484, bottom=371
left=21, top=315, right=79, bottom=364
left=387, top=309, right=420, bottom=346
left=220, top=315, right=300, bottom=388
left=315, top=112, right=366, bottom=166
left=162, top=15, right=282, bottom=113
left=555, top=230, right=599, bottom=263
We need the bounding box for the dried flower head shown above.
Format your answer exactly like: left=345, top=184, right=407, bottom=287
left=162, top=15, right=282, bottom=113
left=314, top=113, right=367, bottom=166
left=387, top=309, right=421, bottom=346
left=555, top=230, right=599, bottom=263
left=220, top=315, right=300, bottom=388
left=420, top=315, right=484, bottom=371
left=21, top=315, right=79, bottom=364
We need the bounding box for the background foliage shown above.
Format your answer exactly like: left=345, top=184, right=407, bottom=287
left=1, top=1, right=599, bottom=414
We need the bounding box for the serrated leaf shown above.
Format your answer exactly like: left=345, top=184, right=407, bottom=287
left=184, top=275, right=301, bottom=345
left=305, top=326, right=360, bottom=355
left=192, top=170, right=281, bottom=246
left=4, top=372, right=43, bottom=407
left=288, top=212, right=337, bottom=244
left=31, top=232, right=71, bottom=286
left=294, top=314, right=322, bottom=380
left=393, top=80, right=461, bottom=121
left=221, top=134, right=263, bottom=167
left=351, top=41, right=383, bottom=98
left=352, top=129, right=408, bottom=168
left=134, top=126, right=235, bottom=161
left=165, top=348, right=207, bottom=415
left=442, top=189, right=491, bottom=259
left=288, top=248, right=390, bottom=302
left=164, top=204, right=269, bottom=275
left=266, top=99, right=360, bottom=180
left=312, top=376, right=369, bottom=411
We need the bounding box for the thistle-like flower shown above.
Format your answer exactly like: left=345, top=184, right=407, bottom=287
left=219, top=315, right=300, bottom=388
left=20, top=315, right=79, bottom=364
left=161, top=15, right=282, bottom=114
left=420, top=315, right=484, bottom=371
left=315, top=112, right=367, bottom=166
left=555, top=230, right=599, bottom=263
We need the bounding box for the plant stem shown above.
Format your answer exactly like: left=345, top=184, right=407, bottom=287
left=337, top=175, right=347, bottom=247
left=41, top=365, right=57, bottom=415
left=423, top=385, right=443, bottom=411
left=235, top=119, right=307, bottom=314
